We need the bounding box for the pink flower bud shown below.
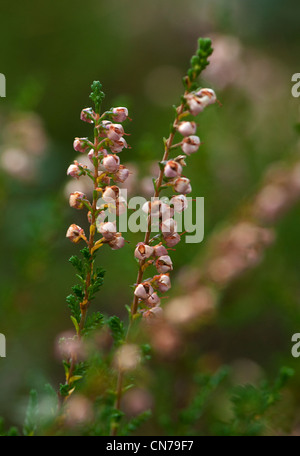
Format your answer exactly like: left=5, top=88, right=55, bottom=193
left=181, top=135, right=200, bottom=155
left=102, top=154, right=120, bottom=173
left=160, top=218, right=177, bottom=235
left=98, top=221, right=117, bottom=240
left=146, top=292, right=160, bottom=307
left=69, top=191, right=86, bottom=210
left=177, top=121, right=197, bottom=136
left=110, top=137, right=128, bottom=153
left=164, top=160, right=182, bottom=178
left=174, top=177, right=192, bottom=194
left=73, top=137, right=91, bottom=153
left=155, top=255, right=173, bottom=274
left=114, top=164, right=130, bottom=183
left=185, top=89, right=217, bottom=116
left=134, top=243, right=154, bottom=260
left=134, top=282, right=154, bottom=300
left=184, top=93, right=205, bottom=116
left=112, top=107, right=129, bottom=122
left=109, top=233, right=125, bottom=250
left=155, top=274, right=171, bottom=293
left=153, top=244, right=168, bottom=257
left=196, top=88, right=217, bottom=105
left=67, top=163, right=81, bottom=179
left=80, top=107, right=96, bottom=124
left=66, top=224, right=85, bottom=244
left=163, top=232, right=181, bottom=247
left=107, top=123, right=125, bottom=141
left=102, top=185, right=120, bottom=202
left=170, top=194, right=188, bottom=212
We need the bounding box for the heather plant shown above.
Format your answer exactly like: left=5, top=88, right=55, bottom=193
left=0, top=37, right=295, bottom=437
left=54, top=37, right=216, bottom=436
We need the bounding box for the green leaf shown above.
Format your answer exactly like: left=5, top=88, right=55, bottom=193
left=66, top=294, right=81, bottom=322
left=69, top=255, right=84, bottom=274
left=81, top=246, right=92, bottom=262
left=72, top=284, right=84, bottom=300
left=71, top=315, right=80, bottom=335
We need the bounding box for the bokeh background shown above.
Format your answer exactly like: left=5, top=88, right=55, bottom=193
left=1, top=0, right=300, bottom=434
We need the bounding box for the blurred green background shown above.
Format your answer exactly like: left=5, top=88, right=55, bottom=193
left=1, top=0, right=300, bottom=434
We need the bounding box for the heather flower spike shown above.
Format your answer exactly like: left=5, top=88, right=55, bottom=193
left=64, top=80, right=130, bottom=406
left=129, top=38, right=216, bottom=323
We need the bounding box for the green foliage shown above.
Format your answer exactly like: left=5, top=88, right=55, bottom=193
left=81, top=246, right=92, bottom=263
left=82, top=311, right=105, bottom=336
left=120, top=410, right=152, bottom=436
left=59, top=383, right=72, bottom=398
left=107, top=316, right=125, bottom=346
left=141, top=343, right=152, bottom=361
left=66, top=293, right=81, bottom=323
left=23, top=390, right=39, bottom=436
left=178, top=367, right=229, bottom=435
left=184, top=37, right=214, bottom=91
left=88, top=267, right=105, bottom=301
left=215, top=367, right=294, bottom=436
left=0, top=417, right=19, bottom=436
left=69, top=255, right=84, bottom=276
left=90, top=81, right=105, bottom=114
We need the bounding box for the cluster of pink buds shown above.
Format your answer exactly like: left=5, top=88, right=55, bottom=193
left=133, top=87, right=217, bottom=320
left=66, top=104, right=130, bottom=250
